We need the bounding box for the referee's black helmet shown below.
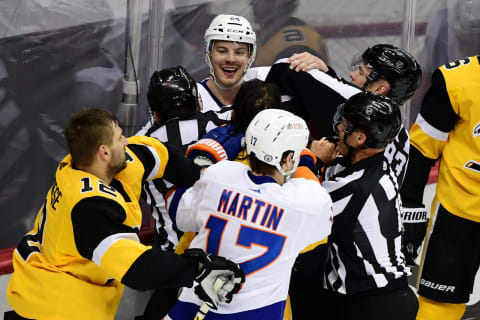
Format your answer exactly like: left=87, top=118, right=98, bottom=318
left=147, top=66, right=199, bottom=122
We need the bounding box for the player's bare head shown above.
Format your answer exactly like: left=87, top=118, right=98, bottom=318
left=63, top=108, right=118, bottom=167
left=359, top=44, right=421, bottom=104
left=204, top=14, right=256, bottom=87
left=231, top=79, right=281, bottom=134
left=147, top=66, right=199, bottom=123
left=246, top=109, right=309, bottom=179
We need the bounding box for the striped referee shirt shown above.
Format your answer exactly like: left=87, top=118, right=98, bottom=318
left=264, top=60, right=410, bottom=186
left=321, top=152, right=411, bottom=295
left=136, top=111, right=226, bottom=251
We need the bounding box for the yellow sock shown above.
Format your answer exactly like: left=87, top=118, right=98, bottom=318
left=417, top=296, right=466, bottom=320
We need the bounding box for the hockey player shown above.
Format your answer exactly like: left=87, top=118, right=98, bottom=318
left=400, top=56, right=480, bottom=320
left=196, top=13, right=326, bottom=120
left=135, top=66, right=226, bottom=319
left=186, top=78, right=282, bottom=167
left=137, top=66, right=226, bottom=251
left=165, top=109, right=333, bottom=319
left=313, top=92, right=418, bottom=320
left=198, top=14, right=257, bottom=119
left=203, top=43, right=422, bottom=319
left=274, top=44, right=421, bottom=319
left=6, top=109, right=244, bottom=320
left=263, top=43, right=422, bottom=185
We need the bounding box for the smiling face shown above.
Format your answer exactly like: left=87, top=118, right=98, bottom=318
left=209, top=41, right=251, bottom=88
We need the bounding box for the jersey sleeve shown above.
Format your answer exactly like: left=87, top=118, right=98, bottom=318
left=409, top=68, right=458, bottom=160
left=162, top=142, right=202, bottom=188
left=290, top=181, right=333, bottom=249
left=401, top=68, right=457, bottom=206
left=71, top=196, right=150, bottom=280
left=72, top=196, right=198, bottom=290
left=125, top=135, right=169, bottom=181
left=265, top=60, right=358, bottom=138
left=302, top=185, right=333, bottom=248
left=167, top=174, right=210, bottom=233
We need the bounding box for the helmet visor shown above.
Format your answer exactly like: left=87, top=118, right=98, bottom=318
left=333, top=103, right=345, bottom=133
left=349, top=53, right=363, bottom=72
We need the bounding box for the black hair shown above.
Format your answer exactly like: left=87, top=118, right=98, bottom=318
left=231, top=79, right=282, bottom=134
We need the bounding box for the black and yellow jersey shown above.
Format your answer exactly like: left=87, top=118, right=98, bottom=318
left=7, top=136, right=197, bottom=320
left=255, top=17, right=328, bottom=67
left=407, top=55, right=480, bottom=222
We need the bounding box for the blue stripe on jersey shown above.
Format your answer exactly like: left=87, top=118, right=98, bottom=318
left=199, top=79, right=225, bottom=108
left=168, top=300, right=286, bottom=320
left=168, top=187, right=188, bottom=232
left=247, top=171, right=278, bottom=185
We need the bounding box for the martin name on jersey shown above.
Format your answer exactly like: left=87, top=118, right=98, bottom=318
left=166, top=161, right=333, bottom=319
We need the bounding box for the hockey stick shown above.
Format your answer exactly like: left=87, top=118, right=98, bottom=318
left=194, top=277, right=226, bottom=320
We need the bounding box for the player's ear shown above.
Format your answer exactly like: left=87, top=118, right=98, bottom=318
left=153, top=111, right=161, bottom=123
left=99, top=144, right=110, bottom=161
left=354, top=130, right=367, bottom=147
left=373, top=79, right=390, bottom=96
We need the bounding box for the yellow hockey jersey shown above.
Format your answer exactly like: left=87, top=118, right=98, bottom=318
left=409, top=55, right=480, bottom=222
left=7, top=136, right=167, bottom=320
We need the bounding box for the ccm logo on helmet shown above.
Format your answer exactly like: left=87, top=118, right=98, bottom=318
left=226, top=28, right=245, bottom=34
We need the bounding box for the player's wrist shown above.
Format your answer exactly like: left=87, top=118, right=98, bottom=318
left=400, top=206, right=428, bottom=223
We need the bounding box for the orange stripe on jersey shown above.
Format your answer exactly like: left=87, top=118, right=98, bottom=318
left=164, top=187, right=176, bottom=203
left=293, top=166, right=320, bottom=183
left=300, top=148, right=317, bottom=165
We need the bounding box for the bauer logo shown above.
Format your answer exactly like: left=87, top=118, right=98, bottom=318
left=420, top=279, right=455, bottom=293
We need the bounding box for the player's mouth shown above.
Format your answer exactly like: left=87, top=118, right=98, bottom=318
left=221, top=66, right=238, bottom=77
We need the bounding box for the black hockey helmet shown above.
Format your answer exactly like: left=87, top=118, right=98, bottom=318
left=362, top=44, right=421, bottom=104
left=334, top=92, right=401, bottom=148
left=147, top=66, right=199, bottom=121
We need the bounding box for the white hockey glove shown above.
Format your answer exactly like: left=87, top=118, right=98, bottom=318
left=401, top=206, right=428, bottom=266
left=183, top=248, right=245, bottom=310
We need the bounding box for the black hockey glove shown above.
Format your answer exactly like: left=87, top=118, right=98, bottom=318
left=401, top=206, right=429, bottom=266
left=183, top=248, right=245, bottom=310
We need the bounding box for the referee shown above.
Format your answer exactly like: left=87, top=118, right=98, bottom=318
left=311, top=92, right=418, bottom=320
left=135, top=66, right=226, bottom=319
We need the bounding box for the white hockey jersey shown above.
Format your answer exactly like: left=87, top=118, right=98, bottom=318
left=166, top=161, right=333, bottom=319
left=196, top=67, right=268, bottom=121
left=197, top=79, right=232, bottom=121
